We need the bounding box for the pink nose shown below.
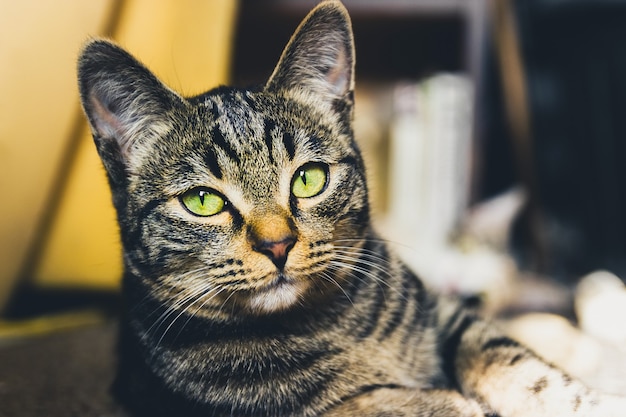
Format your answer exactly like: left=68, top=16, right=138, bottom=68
left=253, top=236, right=296, bottom=269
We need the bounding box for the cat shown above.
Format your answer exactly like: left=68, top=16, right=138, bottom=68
left=77, top=1, right=626, bottom=416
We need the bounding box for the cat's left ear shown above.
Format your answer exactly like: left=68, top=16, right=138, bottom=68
left=77, top=39, right=184, bottom=180
left=265, top=1, right=355, bottom=113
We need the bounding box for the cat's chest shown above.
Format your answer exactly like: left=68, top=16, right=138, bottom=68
left=150, top=329, right=440, bottom=397
left=141, top=337, right=338, bottom=414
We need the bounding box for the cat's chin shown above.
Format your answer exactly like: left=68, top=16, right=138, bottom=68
left=246, top=274, right=305, bottom=314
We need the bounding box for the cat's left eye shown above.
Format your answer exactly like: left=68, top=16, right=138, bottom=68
left=291, top=163, right=328, bottom=198
left=180, top=188, right=226, bottom=217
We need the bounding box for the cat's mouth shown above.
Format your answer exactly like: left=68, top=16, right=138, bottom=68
left=264, top=273, right=292, bottom=290
left=246, top=273, right=306, bottom=314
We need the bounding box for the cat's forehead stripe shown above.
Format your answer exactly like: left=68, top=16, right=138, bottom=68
left=207, top=93, right=299, bottom=169
left=263, top=119, right=276, bottom=165
left=281, top=130, right=296, bottom=160
left=202, top=140, right=223, bottom=180
left=211, top=123, right=240, bottom=164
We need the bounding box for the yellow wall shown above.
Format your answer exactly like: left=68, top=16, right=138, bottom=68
left=0, top=0, right=238, bottom=305
left=0, top=0, right=114, bottom=309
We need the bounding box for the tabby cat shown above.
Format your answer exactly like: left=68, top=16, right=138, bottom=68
left=78, top=1, right=626, bottom=416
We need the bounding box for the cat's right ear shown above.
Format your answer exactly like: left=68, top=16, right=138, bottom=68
left=265, top=1, right=355, bottom=114
left=78, top=39, right=183, bottom=177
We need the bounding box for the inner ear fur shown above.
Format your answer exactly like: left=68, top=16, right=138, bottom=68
left=265, top=1, right=355, bottom=105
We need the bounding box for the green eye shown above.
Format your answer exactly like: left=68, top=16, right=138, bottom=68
left=291, top=163, right=328, bottom=198
left=180, top=188, right=225, bottom=217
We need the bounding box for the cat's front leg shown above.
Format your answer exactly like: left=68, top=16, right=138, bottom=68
left=454, top=318, right=626, bottom=417
left=324, top=387, right=484, bottom=417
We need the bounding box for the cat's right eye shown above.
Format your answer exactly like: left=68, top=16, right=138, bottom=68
left=291, top=163, right=328, bottom=199
left=180, top=188, right=226, bottom=217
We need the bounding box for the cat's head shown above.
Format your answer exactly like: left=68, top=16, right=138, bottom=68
left=78, top=1, right=370, bottom=315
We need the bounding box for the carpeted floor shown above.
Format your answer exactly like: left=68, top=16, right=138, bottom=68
left=0, top=320, right=125, bottom=417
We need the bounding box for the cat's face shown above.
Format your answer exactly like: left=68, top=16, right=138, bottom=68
left=78, top=1, right=369, bottom=315
left=122, top=88, right=368, bottom=316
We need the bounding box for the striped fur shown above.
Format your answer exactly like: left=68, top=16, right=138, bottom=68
left=78, top=1, right=626, bottom=416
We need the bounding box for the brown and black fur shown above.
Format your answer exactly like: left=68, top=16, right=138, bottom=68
left=78, top=1, right=626, bottom=416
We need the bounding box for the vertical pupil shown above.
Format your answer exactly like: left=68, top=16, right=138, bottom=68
left=300, top=170, right=307, bottom=186
left=199, top=191, right=206, bottom=205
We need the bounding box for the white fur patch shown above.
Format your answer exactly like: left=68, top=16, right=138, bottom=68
left=247, top=281, right=302, bottom=314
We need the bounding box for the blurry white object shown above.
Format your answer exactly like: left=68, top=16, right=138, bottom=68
left=384, top=185, right=525, bottom=314
left=385, top=74, right=496, bottom=294
left=386, top=74, right=473, bottom=250
left=461, top=187, right=526, bottom=250
left=576, top=270, right=626, bottom=348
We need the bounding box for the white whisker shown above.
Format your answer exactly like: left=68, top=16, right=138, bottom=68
left=327, top=260, right=409, bottom=303
left=333, top=237, right=416, bottom=251
left=170, top=286, right=229, bottom=343
left=319, top=271, right=354, bottom=306
left=155, top=285, right=225, bottom=350
left=331, top=251, right=393, bottom=277
left=144, top=264, right=223, bottom=338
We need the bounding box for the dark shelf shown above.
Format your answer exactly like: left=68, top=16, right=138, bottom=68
left=232, top=0, right=481, bottom=86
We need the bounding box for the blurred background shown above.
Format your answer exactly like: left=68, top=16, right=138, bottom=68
left=2, top=0, right=626, bottom=395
